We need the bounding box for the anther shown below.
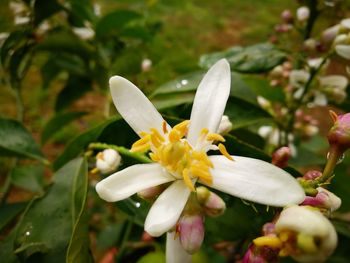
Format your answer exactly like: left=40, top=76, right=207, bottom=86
left=253, top=236, right=283, bottom=248
left=207, top=133, right=225, bottom=142
left=162, top=121, right=168, bottom=134
left=182, top=168, right=195, bottom=192
left=218, top=143, right=234, bottom=161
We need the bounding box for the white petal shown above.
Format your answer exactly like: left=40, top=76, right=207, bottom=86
left=313, top=92, right=328, bottom=106
left=341, top=18, right=350, bottom=29
left=320, top=75, right=348, bottom=90
left=95, top=163, right=174, bottom=202
left=145, top=180, right=191, bottom=237
left=109, top=76, right=170, bottom=135
left=187, top=59, right=231, bottom=145
left=166, top=232, right=192, bottom=263
left=207, top=156, right=305, bottom=207
left=335, top=45, right=350, bottom=60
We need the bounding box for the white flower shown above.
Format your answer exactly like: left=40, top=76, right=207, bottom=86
left=296, top=6, right=310, bottom=21
left=96, top=149, right=121, bottom=174
left=335, top=45, right=350, bottom=59
left=96, top=59, right=305, bottom=259
left=275, top=205, right=337, bottom=263
left=340, top=18, right=350, bottom=29
left=73, top=27, right=95, bottom=40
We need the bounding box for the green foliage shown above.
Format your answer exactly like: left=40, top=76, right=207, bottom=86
left=0, top=118, right=45, bottom=162
left=10, top=164, right=45, bottom=194
left=13, top=157, right=91, bottom=262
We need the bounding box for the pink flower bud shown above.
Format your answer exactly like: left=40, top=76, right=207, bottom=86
left=271, top=147, right=291, bottom=168
left=303, top=170, right=322, bottom=180
left=243, top=244, right=279, bottom=263
left=327, top=111, right=350, bottom=153
left=177, top=214, right=205, bottom=254
left=281, top=9, right=293, bottom=24
left=196, top=186, right=226, bottom=217
left=301, top=187, right=341, bottom=212
left=296, top=6, right=310, bottom=22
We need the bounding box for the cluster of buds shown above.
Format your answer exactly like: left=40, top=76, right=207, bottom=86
left=269, top=61, right=293, bottom=88
left=322, top=18, right=350, bottom=60
left=294, top=110, right=319, bottom=138
left=244, top=205, right=338, bottom=263
left=273, top=6, right=310, bottom=36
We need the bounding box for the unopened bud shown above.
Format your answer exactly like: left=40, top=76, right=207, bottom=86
left=243, top=244, right=279, bottom=263
left=303, top=38, right=317, bottom=51
left=271, top=147, right=291, bottom=168
left=137, top=184, right=166, bottom=201
left=196, top=186, right=226, bottom=217
left=327, top=111, right=350, bottom=153
left=217, top=115, right=233, bottom=135
left=96, top=149, right=121, bottom=173
left=301, top=187, right=341, bottom=212
left=322, top=25, right=340, bottom=43
left=177, top=214, right=205, bottom=254
left=303, top=170, right=322, bottom=180
left=257, top=96, right=271, bottom=110
left=270, top=65, right=283, bottom=77
left=296, top=6, right=310, bottom=22
left=281, top=9, right=293, bottom=24
left=141, top=58, right=152, bottom=72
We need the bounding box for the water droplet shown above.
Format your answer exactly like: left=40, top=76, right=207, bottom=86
left=25, top=231, right=31, bottom=236
left=181, top=79, right=188, bottom=86
left=135, top=202, right=141, bottom=208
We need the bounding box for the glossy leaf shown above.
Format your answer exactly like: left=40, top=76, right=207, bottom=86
left=96, top=10, right=142, bottom=38
left=0, top=202, right=27, bottom=231
left=41, top=111, right=87, bottom=145
left=199, top=43, right=286, bottom=73
left=33, top=0, right=62, bottom=25
left=0, top=118, right=45, bottom=162
left=14, top=157, right=91, bottom=262
left=11, top=164, right=45, bottom=194
left=53, top=117, right=118, bottom=170
left=55, top=76, right=92, bottom=111
left=0, top=228, right=20, bottom=263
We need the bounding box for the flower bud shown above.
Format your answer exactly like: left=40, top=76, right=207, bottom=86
left=271, top=147, right=291, bottom=168
left=335, top=44, right=350, bottom=60
left=141, top=58, right=152, bottom=72
left=340, top=18, right=350, bottom=30
left=303, top=39, right=317, bottom=51
left=303, top=170, right=322, bottom=180
left=196, top=186, right=226, bottom=217
left=217, top=115, right=233, bottom=135
left=96, top=149, right=121, bottom=173
left=301, top=187, right=341, bottom=212
left=243, top=244, right=279, bottom=263
left=296, top=6, right=310, bottom=22
left=281, top=9, right=293, bottom=24
left=275, top=205, right=337, bottom=262
left=327, top=111, right=350, bottom=153
left=137, top=184, right=166, bottom=201
left=177, top=214, right=205, bottom=254
left=321, top=25, right=340, bottom=43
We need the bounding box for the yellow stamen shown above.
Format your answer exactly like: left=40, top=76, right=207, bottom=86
left=329, top=110, right=338, bottom=123
left=192, top=151, right=214, bottom=168
left=207, top=133, right=225, bottom=142
left=132, top=134, right=150, bottom=148
left=150, top=152, right=159, bottom=162
left=162, top=121, right=168, bottom=134
left=200, top=128, right=209, bottom=137
left=150, top=133, right=162, bottom=148
left=191, top=166, right=212, bottom=185
left=218, top=143, right=234, bottom=161
left=182, top=168, right=195, bottom=192
left=253, top=236, right=282, bottom=248
left=96, top=152, right=104, bottom=160
left=169, top=129, right=181, bottom=143
left=91, top=167, right=99, bottom=174
left=173, top=120, right=190, bottom=137
left=279, top=231, right=291, bottom=242
left=130, top=143, right=150, bottom=153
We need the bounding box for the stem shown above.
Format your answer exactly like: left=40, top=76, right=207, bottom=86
left=303, top=0, right=320, bottom=40
left=88, top=142, right=152, bottom=163
left=317, top=147, right=342, bottom=184
left=13, top=82, right=24, bottom=122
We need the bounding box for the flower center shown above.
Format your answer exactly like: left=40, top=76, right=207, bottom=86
left=130, top=120, right=233, bottom=191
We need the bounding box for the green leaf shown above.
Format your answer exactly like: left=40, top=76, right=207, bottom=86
left=199, top=43, right=286, bottom=73
left=53, top=117, right=118, bottom=170
left=33, top=0, right=63, bottom=25
left=137, top=251, right=166, bottom=263
left=0, top=202, right=27, bottom=232
left=14, top=157, right=91, bottom=262
left=11, top=164, right=45, bottom=194
left=241, top=74, right=285, bottom=102
left=55, top=76, right=92, bottom=111
left=0, top=118, right=45, bottom=162
left=66, top=159, right=92, bottom=263
left=41, top=111, right=87, bottom=145
left=96, top=10, right=142, bottom=38
left=37, top=30, right=94, bottom=59
left=0, top=227, right=20, bottom=263
left=224, top=97, right=271, bottom=130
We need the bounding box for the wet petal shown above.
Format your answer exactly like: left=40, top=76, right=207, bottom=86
left=166, top=232, right=192, bottom=263
left=145, top=180, right=191, bottom=237
left=187, top=59, right=231, bottom=145
left=109, top=76, right=170, bottom=135
left=96, top=163, right=174, bottom=202
left=207, top=156, right=305, bottom=207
